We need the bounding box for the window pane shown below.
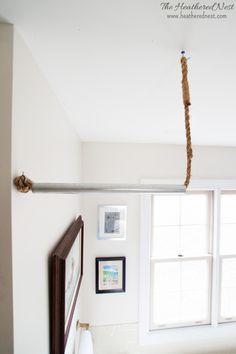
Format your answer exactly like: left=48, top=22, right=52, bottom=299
left=181, top=291, right=208, bottom=322
left=221, top=194, right=236, bottom=255
left=153, top=262, right=180, bottom=292
left=153, top=195, right=180, bottom=226
left=220, top=224, right=236, bottom=254
left=221, top=194, right=236, bottom=224
left=152, top=226, right=180, bottom=257
left=152, top=260, right=210, bottom=326
left=153, top=262, right=180, bottom=325
left=181, top=225, right=208, bottom=255
left=181, top=194, right=208, bottom=225
left=181, top=260, right=208, bottom=291
left=220, top=258, right=236, bottom=319
left=181, top=260, right=209, bottom=323
left=153, top=291, right=180, bottom=325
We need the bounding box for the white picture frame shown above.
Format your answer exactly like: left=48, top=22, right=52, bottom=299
left=97, top=205, right=127, bottom=240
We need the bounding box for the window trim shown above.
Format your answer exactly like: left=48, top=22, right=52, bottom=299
left=139, top=179, right=236, bottom=345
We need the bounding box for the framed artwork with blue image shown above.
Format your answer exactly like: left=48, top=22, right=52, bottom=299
left=95, top=257, right=126, bottom=294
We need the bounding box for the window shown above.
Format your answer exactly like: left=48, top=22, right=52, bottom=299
left=220, top=193, right=236, bottom=322
left=145, top=189, right=236, bottom=333
left=151, top=192, right=212, bottom=329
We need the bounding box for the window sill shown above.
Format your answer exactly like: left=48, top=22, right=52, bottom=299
left=139, top=322, right=236, bottom=346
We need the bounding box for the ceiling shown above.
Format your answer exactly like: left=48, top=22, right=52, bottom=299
left=0, top=0, right=235, bottom=145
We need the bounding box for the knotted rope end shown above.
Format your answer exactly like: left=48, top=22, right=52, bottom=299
left=14, top=174, right=33, bottom=193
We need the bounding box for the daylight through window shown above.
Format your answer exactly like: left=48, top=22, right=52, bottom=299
left=151, top=192, right=212, bottom=329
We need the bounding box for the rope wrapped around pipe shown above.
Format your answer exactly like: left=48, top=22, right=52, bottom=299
left=14, top=174, right=33, bottom=193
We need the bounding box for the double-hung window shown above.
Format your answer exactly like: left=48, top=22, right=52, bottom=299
left=141, top=187, right=236, bottom=338
left=150, top=192, right=212, bottom=329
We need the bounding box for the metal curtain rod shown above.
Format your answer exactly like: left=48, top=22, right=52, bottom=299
left=13, top=175, right=186, bottom=194
left=33, top=183, right=186, bottom=194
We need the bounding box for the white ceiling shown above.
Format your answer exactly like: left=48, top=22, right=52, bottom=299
left=0, top=0, right=236, bottom=145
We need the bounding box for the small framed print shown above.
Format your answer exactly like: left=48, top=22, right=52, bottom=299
left=95, top=257, right=126, bottom=294
left=97, top=205, right=127, bottom=240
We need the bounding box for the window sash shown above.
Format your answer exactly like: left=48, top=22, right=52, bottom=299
left=150, top=256, right=212, bottom=330
left=151, top=192, right=212, bottom=257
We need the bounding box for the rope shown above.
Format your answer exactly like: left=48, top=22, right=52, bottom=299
left=14, top=174, right=33, bottom=193
left=181, top=53, right=193, bottom=188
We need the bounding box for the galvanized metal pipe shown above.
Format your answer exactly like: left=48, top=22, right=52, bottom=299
left=32, top=183, right=186, bottom=194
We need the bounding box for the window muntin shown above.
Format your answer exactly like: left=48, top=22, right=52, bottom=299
left=151, top=192, right=212, bottom=329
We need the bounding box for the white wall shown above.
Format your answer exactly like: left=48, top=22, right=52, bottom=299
left=0, top=23, right=14, bottom=354
left=11, top=29, right=82, bottom=354
left=80, top=142, right=236, bottom=354
left=3, top=23, right=236, bottom=354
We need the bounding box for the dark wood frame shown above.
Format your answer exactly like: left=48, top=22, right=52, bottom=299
left=95, top=256, right=126, bottom=294
left=50, top=216, right=84, bottom=354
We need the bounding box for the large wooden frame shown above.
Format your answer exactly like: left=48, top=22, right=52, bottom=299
left=50, top=215, right=84, bottom=354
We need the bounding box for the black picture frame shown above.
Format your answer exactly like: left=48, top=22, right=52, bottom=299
left=95, top=257, right=126, bottom=294
left=50, top=215, right=84, bottom=354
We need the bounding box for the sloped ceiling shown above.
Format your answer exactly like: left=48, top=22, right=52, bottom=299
left=0, top=0, right=235, bottom=145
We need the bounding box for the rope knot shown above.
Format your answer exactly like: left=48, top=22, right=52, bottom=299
left=14, top=174, right=33, bottom=193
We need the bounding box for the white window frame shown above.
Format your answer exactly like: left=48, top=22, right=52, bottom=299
left=139, top=179, right=236, bottom=346
left=150, top=190, right=213, bottom=330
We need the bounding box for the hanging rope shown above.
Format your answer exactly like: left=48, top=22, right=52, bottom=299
left=14, top=173, right=33, bottom=193
left=181, top=51, right=193, bottom=188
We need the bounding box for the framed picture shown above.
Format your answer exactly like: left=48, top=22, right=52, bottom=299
left=95, top=257, right=126, bottom=294
left=50, top=215, right=84, bottom=354
left=97, top=205, right=127, bottom=240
